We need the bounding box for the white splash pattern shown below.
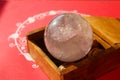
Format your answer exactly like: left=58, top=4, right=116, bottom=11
left=8, top=10, right=90, bottom=68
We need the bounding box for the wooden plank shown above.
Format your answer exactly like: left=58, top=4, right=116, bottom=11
left=93, top=33, right=111, bottom=49
left=84, top=16, right=120, bottom=49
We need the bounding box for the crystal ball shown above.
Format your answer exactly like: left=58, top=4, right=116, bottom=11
left=44, top=13, right=93, bottom=62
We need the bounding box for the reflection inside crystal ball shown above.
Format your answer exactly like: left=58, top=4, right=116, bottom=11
left=44, top=13, right=93, bottom=62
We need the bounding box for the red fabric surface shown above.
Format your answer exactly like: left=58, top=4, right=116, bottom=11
left=0, top=1, right=120, bottom=80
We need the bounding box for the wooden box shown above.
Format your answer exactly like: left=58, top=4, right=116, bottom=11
left=27, top=16, right=120, bottom=80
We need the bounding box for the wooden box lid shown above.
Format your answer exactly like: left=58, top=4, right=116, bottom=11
left=84, top=16, right=120, bottom=49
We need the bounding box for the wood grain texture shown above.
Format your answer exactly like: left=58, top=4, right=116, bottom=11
left=93, top=33, right=111, bottom=49
left=27, top=28, right=62, bottom=80
left=84, top=16, right=120, bottom=49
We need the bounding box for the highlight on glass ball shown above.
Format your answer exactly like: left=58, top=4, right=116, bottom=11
left=44, top=13, right=93, bottom=62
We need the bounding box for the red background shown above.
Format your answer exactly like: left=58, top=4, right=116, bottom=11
left=0, top=0, right=120, bottom=80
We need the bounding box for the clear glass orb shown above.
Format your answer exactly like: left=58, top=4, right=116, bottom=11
left=44, top=13, right=93, bottom=62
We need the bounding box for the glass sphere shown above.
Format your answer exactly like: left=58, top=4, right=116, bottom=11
left=44, top=13, right=93, bottom=62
